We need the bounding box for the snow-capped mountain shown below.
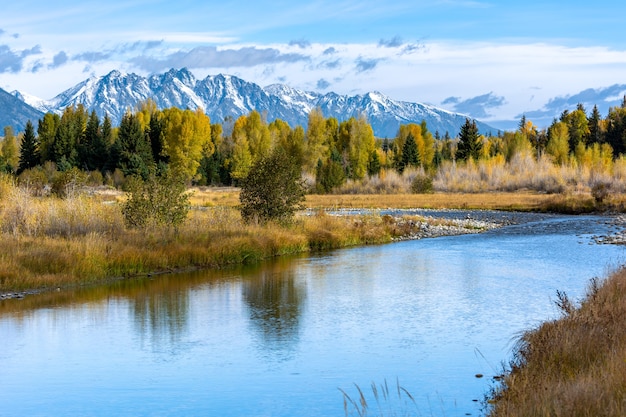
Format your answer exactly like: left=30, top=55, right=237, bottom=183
left=10, top=68, right=495, bottom=137
left=0, top=88, right=44, bottom=133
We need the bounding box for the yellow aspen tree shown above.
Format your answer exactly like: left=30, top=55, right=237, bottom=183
left=229, top=116, right=253, bottom=181
left=304, top=108, right=330, bottom=173
left=162, top=107, right=212, bottom=181
left=348, top=114, right=375, bottom=179
left=546, top=121, right=570, bottom=165
left=244, top=110, right=271, bottom=161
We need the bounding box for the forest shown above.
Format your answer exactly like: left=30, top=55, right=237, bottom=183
left=1, top=98, right=626, bottom=197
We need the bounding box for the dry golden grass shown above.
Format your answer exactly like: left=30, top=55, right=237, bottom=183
left=304, top=192, right=555, bottom=211
left=0, top=176, right=441, bottom=294
left=488, top=269, right=626, bottom=416
left=188, top=186, right=587, bottom=212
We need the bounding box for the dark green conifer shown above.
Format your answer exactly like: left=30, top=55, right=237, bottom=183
left=17, top=120, right=40, bottom=174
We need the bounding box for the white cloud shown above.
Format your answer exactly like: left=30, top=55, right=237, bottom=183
left=4, top=37, right=626, bottom=128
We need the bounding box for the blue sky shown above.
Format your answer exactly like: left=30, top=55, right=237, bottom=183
left=2, top=0, right=626, bottom=129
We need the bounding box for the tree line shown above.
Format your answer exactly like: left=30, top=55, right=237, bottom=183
left=2, top=97, right=626, bottom=193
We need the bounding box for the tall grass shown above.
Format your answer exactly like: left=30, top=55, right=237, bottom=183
left=2, top=175, right=454, bottom=294
left=488, top=269, right=626, bottom=416
left=434, top=153, right=626, bottom=195
left=328, top=153, right=626, bottom=198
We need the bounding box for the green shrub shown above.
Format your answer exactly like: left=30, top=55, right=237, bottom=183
left=411, top=173, right=434, bottom=194
left=51, top=168, right=88, bottom=198
left=240, top=149, right=305, bottom=224
left=121, top=170, right=190, bottom=231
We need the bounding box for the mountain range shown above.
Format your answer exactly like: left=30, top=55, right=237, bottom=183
left=2, top=68, right=495, bottom=137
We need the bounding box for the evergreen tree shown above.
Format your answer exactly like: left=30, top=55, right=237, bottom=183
left=18, top=120, right=40, bottom=174
left=456, top=118, right=482, bottom=162
left=79, top=110, right=103, bottom=171
left=367, top=150, right=381, bottom=176
left=117, top=112, right=154, bottom=179
left=37, top=112, right=60, bottom=164
left=606, top=101, right=626, bottom=155
left=399, top=133, right=419, bottom=172
left=316, top=150, right=345, bottom=193
left=148, top=112, right=167, bottom=165
left=52, top=105, right=87, bottom=170
left=588, top=105, right=603, bottom=145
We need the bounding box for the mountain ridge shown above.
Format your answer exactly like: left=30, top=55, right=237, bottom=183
left=7, top=68, right=496, bottom=137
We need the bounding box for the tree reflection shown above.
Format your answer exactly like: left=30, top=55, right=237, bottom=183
left=243, top=267, right=305, bottom=358
left=131, top=276, right=190, bottom=350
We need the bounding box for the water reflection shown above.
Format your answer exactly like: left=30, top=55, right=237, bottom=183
left=130, top=277, right=190, bottom=349
left=243, top=265, right=305, bottom=358
left=1, top=215, right=625, bottom=417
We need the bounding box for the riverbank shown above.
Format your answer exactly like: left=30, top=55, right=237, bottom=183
left=0, top=200, right=506, bottom=299
left=1, top=184, right=624, bottom=299
left=487, top=266, right=626, bottom=416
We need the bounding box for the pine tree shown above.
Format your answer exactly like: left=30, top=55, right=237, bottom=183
left=588, top=105, right=603, bottom=145
left=367, top=150, right=381, bottom=176
left=456, top=118, right=482, bottom=162
left=117, top=112, right=154, bottom=179
left=79, top=110, right=101, bottom=171
left=18, top=120, right=40, bottom=174
left=399, top=133, right=419, bottom=172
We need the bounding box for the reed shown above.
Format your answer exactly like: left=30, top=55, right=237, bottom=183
left=339, top=379, right=418, bottom=417
left=488, top=269, right=626, bottom=416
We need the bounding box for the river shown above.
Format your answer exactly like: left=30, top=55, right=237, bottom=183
left=1, top=212, right=625, bottom=416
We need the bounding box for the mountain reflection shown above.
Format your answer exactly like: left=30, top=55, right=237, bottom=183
left=243, top=267, right=305, bottom=357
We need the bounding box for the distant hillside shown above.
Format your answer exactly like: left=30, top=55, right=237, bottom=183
left=9, top=68, right=495, bottom=137
left=0, top=87, right=44, bottom=133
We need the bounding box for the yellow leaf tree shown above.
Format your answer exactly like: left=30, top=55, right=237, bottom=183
left=162, top=107, right=212, bottom=181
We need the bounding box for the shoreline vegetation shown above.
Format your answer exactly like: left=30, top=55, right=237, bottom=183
left=487, top=267, right=626, bottom=416
left=0, top=183, right=515, bottom=299
left=1, top=184, right=626, bottom=300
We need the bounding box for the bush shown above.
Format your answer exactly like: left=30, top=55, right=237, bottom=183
left=51, top=168, right=88, bottom=198
left=591, top=181, right=611, bottom=203
left=121, top=170, right=190, bottom=231
left=240, top=149, right=305, bottom=224
left=411, top=173, right=434, bottom=194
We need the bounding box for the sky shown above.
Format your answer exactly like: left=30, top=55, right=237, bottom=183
left=2, top=0, right=626, bottom=129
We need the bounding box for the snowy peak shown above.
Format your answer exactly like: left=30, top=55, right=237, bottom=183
left=6, top=68, right=495, bottom=137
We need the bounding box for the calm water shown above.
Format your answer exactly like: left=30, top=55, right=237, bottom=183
left=1, top=213, right=625, bottom=417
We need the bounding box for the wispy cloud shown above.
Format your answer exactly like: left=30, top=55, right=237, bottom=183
left=289, top=38, right=311, bottom=49
left=0, top=44, right=41, bottom=72
left=524, top=85, right=626, bottom=120
left=355, top=57, right=382, bottom=73
left=48, top=51, right=68, bottom=69
left=130, top=46, right=309, bottom=72
left=317, top=78, right=330, bottom=89
left=318, top=59, right=341, bottom=70
left=378, top=36, right=404, bottom=48
left=442, top=92, right=506, bottom=118
left=74, top=51, right=112, bottom=63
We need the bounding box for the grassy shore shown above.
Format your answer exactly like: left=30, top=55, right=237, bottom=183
left=1, top=183, right=624, bottom=297
left=0, top=183, right=506, bottom=296
left=487, top=267, right=626, bottom=416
